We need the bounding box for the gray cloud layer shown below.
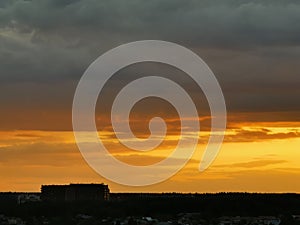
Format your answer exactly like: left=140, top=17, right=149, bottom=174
left=1, top=0, right=300, bottom=44
left=0, top=0, right=299, bottom=129
left=1, top=0, right=300, bottom=81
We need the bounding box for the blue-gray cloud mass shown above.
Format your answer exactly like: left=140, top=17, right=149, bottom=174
left=0, top=0, right=299, bottom=130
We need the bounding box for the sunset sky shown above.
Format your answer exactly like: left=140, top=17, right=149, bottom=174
left=0, top=0, right=300, bottom=193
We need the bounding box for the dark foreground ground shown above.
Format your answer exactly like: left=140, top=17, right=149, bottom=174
left=0, top=193, right=300, bottom=225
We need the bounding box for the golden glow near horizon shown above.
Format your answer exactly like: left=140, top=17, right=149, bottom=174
left=0, top=119, right=299, bottom=193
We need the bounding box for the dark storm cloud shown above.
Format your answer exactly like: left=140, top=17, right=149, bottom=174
left=1, top=0, right=300, bottom=45
left=1, top=0, right=300, bottom=83
left=0, top=0, right=300, bottom=130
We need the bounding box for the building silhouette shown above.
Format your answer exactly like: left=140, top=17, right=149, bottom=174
left=41, top=183, right=109, bottom=202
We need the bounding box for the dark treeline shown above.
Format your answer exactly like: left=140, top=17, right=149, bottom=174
left=110, top=193, right=300, bottom=217
left=0, top=193, right=299, bottom=219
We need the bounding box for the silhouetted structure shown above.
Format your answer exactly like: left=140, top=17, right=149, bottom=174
left=41, top=183, right=109, bottom=202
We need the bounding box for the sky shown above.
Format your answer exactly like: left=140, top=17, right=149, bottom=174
left=0, top=0, right=300, bottom=192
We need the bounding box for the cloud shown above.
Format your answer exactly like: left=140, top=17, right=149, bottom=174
left=213, top=159, right=288, bottom=169
left=0, top=142, right=81, bottom=167
left=224, top=128, right=300, bottom=142
left=2, top=0, right=300, bottom=46
left=110, top=154, right=199, bottom=167
left=0, top=30, right=92, bottom=83
left=0, top=0, right=299, bottom=131
left=1, top=0, right=300, bottom=83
